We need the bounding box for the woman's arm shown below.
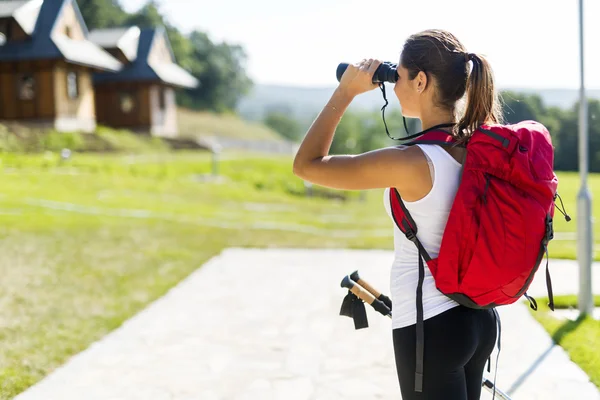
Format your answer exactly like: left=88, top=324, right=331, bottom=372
left=292, top=59, right=431, bottom=200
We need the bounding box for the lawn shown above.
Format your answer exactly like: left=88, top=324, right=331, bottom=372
left=530, top=296, right=600, bottom=389
left=549, top=171, right=600, bottom=260
left=0, top=150, right=597, bottom=398
left=0, top=151, right=388, bottom=398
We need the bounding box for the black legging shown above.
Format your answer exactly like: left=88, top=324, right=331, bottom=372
left=393, top=306, right=498, bottom=400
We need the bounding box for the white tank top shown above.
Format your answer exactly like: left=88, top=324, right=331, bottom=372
left=383, top=144, right=463, bottom=330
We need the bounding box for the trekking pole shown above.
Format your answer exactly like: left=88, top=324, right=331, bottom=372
left=349, top=270, right=392, bottom=310
left=340, top=271, right=512, bottom=400
left=482, top=378, right=511, bottom=400
left=340, top=275, right=391, bottom=318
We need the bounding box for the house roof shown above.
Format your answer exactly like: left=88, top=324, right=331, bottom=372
left=88, top=26, right=140, bottom=62
left=93, top=27, right=198, bottom=89
left=0, top=0, right=42, bottom=35
left=0, top=0, right=122, bottom=72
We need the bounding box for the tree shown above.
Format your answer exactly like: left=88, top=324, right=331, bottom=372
left=178, top=31, right=253, bottom=112
left=330, top=112, right=362, bottom=154
left=263, top=112, right=302, bottom=141
left=326, top=109, right=419, bottom=155
left=500, top=91, right=545, bottom=124
left=77, top=0, right=127, bottom=29
left=74, top=0, right=253, bottom=113
left=586, top=100, right=600, bottom=173
left=123, top=0, right=163, bottom=28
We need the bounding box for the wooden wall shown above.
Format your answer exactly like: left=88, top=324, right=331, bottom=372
left=94, top=82, right=179, bottom=136
left=0, top=60, right=98, bottom=132
left=0, top=60, right=55, bottom=120
left=94, top=82, right=151, bottom=130
left=53, top=61, right=95, bottom=121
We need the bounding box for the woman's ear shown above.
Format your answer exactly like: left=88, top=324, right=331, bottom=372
left=416, top=71, right=428, bottom=94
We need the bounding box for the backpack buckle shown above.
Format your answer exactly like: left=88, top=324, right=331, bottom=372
left=545, top=214, right=554, bottom=243
left=405, top=228, right=417, bottom=243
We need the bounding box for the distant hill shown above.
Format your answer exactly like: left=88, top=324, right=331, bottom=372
left=237, top=84, right=400, bottom=125
left=237, top=84, right=600, bottom=125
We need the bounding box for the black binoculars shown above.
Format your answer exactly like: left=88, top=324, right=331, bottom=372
left=336, top=61, right=398, bottom=84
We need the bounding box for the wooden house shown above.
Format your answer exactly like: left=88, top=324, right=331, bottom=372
left=0, top=0, right=122, bottom=132
left=90, top=26, right=199, bottom=137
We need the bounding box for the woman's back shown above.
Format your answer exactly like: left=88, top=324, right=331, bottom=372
left=383, top=144, right=463, bottom=329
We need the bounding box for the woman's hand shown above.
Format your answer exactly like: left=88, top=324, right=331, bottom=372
left=338, top=58, right=382, bottom=97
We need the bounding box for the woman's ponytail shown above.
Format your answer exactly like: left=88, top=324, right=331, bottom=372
left=456, top=53, right=503, bottom=142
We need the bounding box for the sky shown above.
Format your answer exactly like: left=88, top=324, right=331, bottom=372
left=121, top=0, right=600, bottom=90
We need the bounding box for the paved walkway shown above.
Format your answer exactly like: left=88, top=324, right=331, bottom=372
left=14, top=249, right=600, bottom=400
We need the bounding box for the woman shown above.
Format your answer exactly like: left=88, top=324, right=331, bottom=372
left=293, top=29, right=499, bottom=400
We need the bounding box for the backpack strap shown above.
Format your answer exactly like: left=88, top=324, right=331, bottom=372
left=389, top=188, right=430, bottom=392
left=542, top=214, right=555, bottom=311
left=396, top=126, right=460, bottom=148
left=388, top=135, right=463, bottom=393
left=389, top=188, right=432, bottom=262
left=406, top=130, right=460, bottom=147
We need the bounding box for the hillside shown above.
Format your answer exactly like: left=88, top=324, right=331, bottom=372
left=177, top=108, right=284, bottom=142
left=176, top=108, right=296, bottom=154
left=0, top=110, right=292, bottom=155
left=237, top=84, right=600, bottom=124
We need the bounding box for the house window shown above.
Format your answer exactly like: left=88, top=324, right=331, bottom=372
left=67, top=71, right=79, bottom=99
left=119, top=92, right=135, bottom=114
left=18, top=74, right=35, bottom=100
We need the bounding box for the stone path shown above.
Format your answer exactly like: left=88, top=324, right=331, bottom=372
left=14, top=249, right=600, bottom=400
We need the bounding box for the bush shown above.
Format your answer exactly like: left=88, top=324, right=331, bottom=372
left=39, top=130, right=85, bottom=152
left=0, top=124, right=25, bottom=152
left=95, top=126, right=170, bottom=153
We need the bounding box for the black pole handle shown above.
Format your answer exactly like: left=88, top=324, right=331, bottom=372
left=349, top=270, right=392, bottom=310
left=340, top=275, right=391, bottom=318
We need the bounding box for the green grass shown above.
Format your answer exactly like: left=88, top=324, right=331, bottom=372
left=530, top=296, right=600, bottom=389
left=94, top=126, right=170, bottom=153
left=0, top=151, right=387, bottom=398
left=0, top=123, right=171, bottom=154
left=2, top=108, right=287, bottom=153
left=548, top=172, right=600, bottom=259
left=550, top=295, right=600, bottom=309
left=0, top=151, right=597, bottom=398
left=177, top=108, right=284, bottom=142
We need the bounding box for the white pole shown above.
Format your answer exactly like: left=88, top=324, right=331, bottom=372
left=577, top=0, right=594, bottom=316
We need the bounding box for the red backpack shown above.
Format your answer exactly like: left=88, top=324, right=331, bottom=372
left=389, top=120, right=570, bottom=393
